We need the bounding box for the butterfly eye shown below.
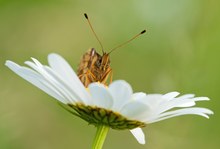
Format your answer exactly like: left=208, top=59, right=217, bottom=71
left=96, top=59, right=101, bottom=67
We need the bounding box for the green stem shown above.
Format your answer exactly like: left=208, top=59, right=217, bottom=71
left=92, top=125, right=109, bottom=149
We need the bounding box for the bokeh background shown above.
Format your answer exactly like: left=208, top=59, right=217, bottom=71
left=0, top=0, right=219, bottom=149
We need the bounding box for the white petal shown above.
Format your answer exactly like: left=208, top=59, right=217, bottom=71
left=163, top=92, right=180, bottom=100
left=130, top=128, right=145, bottom=144
left=192, top=97, right=210, bottom=101
left=31, top=57, right=43, bottom=67
left=120, top=100, right=150, bottom=121
left=154, top=99, right=195, bottom=115
left=132, top=92, right=147, bottom=100
left=47, top=53, right=91, bottom=104
left=176, top=97, right=209, bottom=107
left=25, top=60, right=78, bottom=103
left=147, top=107, right=214, bottom=123
left=155, top=96, right=211, bottom=115
left=176, top=101, right=195, bottom=107
left=44, top=66, right=88, bottom=103
left=109, top=80, right=133, bottom=111
left=178, top=94, right=195, bottom=99
left=28, top=58, right=91, bottom=104
left=136, top=94, right=163, bottom=108
left=88, top=83, right=113, bottom=109
left=5, top=61, right=68, bottom=104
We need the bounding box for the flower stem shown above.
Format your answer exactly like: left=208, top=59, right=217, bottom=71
left=92, top=125, right=109, bottom=149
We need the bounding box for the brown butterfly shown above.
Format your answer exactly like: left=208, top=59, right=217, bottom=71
left=77, top=13, right=146, bottom=87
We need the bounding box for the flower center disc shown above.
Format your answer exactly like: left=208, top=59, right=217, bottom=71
left=68, top=103, right=146, bottom=130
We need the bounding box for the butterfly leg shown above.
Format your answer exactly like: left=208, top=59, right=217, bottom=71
left=78, top=69, right=97, bottom=87
left=101, top=68, right=112, bottom=86
left=109, top=71, right=113, bottom=84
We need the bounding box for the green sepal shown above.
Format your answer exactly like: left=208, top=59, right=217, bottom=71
left=66, top=103, right=146, bottom=130
left=58, top=102, right=82, bottom=119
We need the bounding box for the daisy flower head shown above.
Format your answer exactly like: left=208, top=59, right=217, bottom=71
left=5, top=53, right=213, bottom=146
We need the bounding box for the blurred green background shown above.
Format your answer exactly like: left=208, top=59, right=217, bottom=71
left=0, top=0, right=219, bottom=148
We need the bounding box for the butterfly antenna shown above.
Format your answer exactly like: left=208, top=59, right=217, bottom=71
left=84, top=13, right=105, bottom=54
left=109, top=30, right=146, bottom=54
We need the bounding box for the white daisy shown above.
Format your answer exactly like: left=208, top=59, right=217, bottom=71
left=5, top=53, right=213, bottom=145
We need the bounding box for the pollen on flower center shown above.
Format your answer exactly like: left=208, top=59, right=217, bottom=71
left=68, top=103, right=146, bottom=130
